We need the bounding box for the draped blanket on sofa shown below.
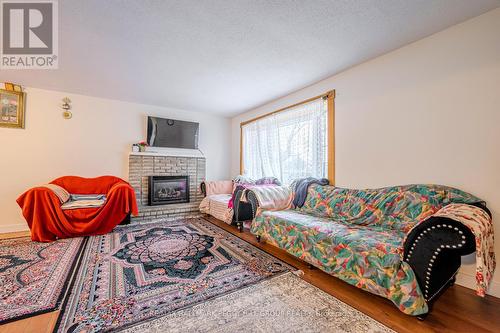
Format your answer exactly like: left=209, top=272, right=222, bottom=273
left=17, top=176, right=138, bottom=242
left=251, top=184, right=494, bottom=315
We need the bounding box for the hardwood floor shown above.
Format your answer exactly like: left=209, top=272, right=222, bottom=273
left=1, top=218, right=499, bottom=333
left=0, top=312, right=59, bottom=333
left=0, top=230, right=30, bottom=240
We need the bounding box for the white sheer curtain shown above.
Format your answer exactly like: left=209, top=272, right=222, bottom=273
left=242, top=98, right=328, bottom=184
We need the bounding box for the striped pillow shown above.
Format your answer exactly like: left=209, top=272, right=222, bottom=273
left=70, top=194, right=106, bottom=201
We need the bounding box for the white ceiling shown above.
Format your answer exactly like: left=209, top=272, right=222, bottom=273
left=1, top=0, right=499, bottom=116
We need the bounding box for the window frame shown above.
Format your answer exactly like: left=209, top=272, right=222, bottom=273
left=240, top=90, right=335, bottom=185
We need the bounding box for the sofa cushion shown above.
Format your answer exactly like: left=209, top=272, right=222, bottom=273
left=251, top=209, right=428, bottom=315
left=203, top=180, right=233, bottom=196
left=207, top=194, right=232, bottom=223
left=61, top=198, right=106, bottom=210
left=257, top=210, right=406, bottom=268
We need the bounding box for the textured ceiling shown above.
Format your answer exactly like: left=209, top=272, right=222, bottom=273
left=1, top=0, right=499, bottom=116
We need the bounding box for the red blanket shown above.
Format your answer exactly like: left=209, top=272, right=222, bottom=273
left=17, top=176, right=138, bottom=242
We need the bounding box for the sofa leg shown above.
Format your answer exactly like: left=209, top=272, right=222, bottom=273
left=417, top=313, right=428, bottom=321
left=449, top=275, right=456, bottom=287
left=120, top=214, right=131, bottom=225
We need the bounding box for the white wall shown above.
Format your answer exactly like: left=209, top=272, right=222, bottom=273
left=231, top=9, right=500, bottom=295
left=0, top=88, right=231, bottom=232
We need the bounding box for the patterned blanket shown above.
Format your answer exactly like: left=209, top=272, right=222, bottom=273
left=199, top=194, right=233, bottom=224
left=420, top=204, right=495, bottom=296
left=251, top=183, right=492, bottom=315
left=297, top=184, right=484, bottom=233
left=291, top=177, right=329, bottom=208
left=245, top=185, right=293, bottom=210
left=199, top=178, right=289, bottom=224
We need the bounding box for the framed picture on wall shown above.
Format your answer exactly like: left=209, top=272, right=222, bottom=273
left=0, top=89, right=26, bottom=129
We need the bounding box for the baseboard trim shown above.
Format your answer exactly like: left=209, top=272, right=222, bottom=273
left=0, top=224, right=30, bottom=233
left=456, top=272, right=500, bottom=298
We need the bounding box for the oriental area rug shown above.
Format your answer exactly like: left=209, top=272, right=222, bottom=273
left=0, top=236, right=85, bottom=324
left=55, top=218, right=291, bottom=332
left=124, top=272, right=395, bottom=333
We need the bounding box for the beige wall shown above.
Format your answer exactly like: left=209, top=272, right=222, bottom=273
left=0, top=88, right=231, bottom=232
left=230, top=9, right=500, bottom=295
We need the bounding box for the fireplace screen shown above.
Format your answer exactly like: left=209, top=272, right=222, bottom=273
left=148, top=176, right=189, bottom=205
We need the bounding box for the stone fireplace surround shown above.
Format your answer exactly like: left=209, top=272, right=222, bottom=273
left=128, top=151, right=205, bottom=222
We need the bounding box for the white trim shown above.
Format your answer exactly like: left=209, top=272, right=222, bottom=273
left=0, top=224, right=30, bottom=233
left=130, top=147, right=204, bottom=158
left=456, top=272, right=500, bottom=298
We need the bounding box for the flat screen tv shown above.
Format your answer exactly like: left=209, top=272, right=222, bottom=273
left=147, top=117, right=199, bottom=149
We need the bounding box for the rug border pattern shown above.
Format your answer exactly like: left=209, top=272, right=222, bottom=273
left=0, top=237, right=87, bottom=325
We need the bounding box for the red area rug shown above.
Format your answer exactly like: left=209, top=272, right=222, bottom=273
left=0, top=236, right=85, bottom=324
left=56, top=218, right=291, bottom=332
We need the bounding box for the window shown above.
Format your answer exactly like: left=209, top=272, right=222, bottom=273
left=240, top=91, right=335, bottom=185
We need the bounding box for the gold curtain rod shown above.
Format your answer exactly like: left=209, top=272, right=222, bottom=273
left=240, top=90, right=335, bottom=127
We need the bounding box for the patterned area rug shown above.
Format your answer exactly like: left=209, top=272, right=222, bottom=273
left=0, top=236, right=85, bottom=324
left=123, top=272, right=395, bottom=333
left=56, top=218, right=291, bottom=332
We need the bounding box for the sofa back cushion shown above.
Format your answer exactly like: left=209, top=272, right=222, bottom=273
left=51, top=175, right=126, bottom=194
left=298, top=184, right=484, bottom=233
left=203, top=180, right=233, bottom=196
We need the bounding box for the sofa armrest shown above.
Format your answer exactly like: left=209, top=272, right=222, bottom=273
left=403, top=216, right=476, bottom=302
left=233, top=187, right=256, bottom=228
left=242, top=185, right=292, bottom=211
left=245, top=190, right=259, bottom=218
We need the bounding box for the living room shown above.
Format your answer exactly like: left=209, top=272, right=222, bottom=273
left=1, top=1, right=499, bottom=332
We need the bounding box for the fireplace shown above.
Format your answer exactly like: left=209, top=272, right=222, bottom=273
left=148, top=176, right=189, bottom=205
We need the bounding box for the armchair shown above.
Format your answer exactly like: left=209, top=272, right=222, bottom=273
left=199, top=181, right=254, bottom=230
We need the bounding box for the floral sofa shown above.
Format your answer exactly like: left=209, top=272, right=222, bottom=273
left=249, top=183, right=494, bottom=317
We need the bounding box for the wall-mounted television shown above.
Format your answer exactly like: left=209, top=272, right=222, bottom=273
left=147, top=117, right=199, bottom=149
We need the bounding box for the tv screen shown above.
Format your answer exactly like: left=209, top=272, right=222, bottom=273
left=147, top=117, right=199, bottom=149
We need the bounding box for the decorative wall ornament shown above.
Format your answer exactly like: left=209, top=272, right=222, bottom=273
left=62, top=97, right=72, bottom=119
left=0, top=89, right=26, bottom=129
